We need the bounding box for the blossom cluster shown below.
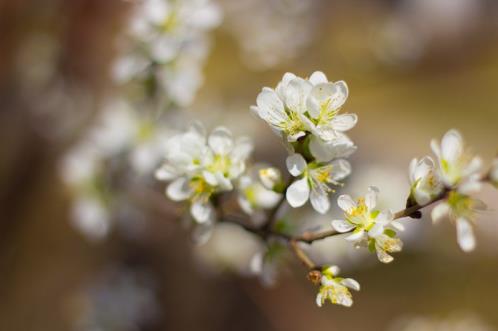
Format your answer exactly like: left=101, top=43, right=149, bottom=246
left=414, top=129, right=487, bottom=252
left=156, top=71, right=497, bottom=309
left=155, top=123, right=253, bottom=223
left=113, top=0, right=222, bottom=107
left=61, top=100, right=170, bottom=240
left=252, top=71, right=357, bottom=214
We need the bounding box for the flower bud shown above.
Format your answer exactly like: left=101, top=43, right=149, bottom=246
left=258, top=167, right=282, bottom=191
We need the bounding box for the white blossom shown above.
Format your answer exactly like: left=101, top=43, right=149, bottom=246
left=316, top=265, right=360, bottom=307
left=237, top=170, right=281, bottom=216
left=156, top=123, right=253, bottom=223
left=431, top=191, right=486, bottom=252
left=431, top=129, right=483, bottom=191
left=258, top=167, right=282, bottom=191
left=409, top=156, right=444, bottom=205
left=285, top=153, right=351, bottom=214
left=251, top=72, right=358, bottom=162
left=332, top=187, right=404, bottom=263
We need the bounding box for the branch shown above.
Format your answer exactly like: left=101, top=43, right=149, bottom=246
left=290, top=240, right=316, bottom=270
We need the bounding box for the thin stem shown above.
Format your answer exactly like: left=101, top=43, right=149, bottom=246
left=290, top=240, right=316, bottom=270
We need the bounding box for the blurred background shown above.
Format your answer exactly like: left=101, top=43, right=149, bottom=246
left=1, top=0, right=498, bottom=330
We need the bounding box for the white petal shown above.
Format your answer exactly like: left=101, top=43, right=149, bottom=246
left=458, top=179, right=482, bottom=195
left=365, top=186, right=379, bottom=211
left=331, top=220, right=355, bottom=233
left=463, top=156, right=483, bottom=177
left=309, top=135, right=357, bottom=163
left=286, top=178, right=310, bottom=208
left=208, top=127, right=234, bottom=155
left=391, top=221, right=405, bottom=232
left=330, top=114, right=357, bottom=132
left=310, top=187, right=330, bottom=214
left=191, top=201, right=214, bottom=223
left=332, top=81, right=349, bottom=109
left=441, top=129, right=463, bottom=163
left=286, top=153, right=307, bottom=176
left=341, top=278, right=360, bottom=291
left=345, top=229, right=365, bottom=242
left=284, top=78, right=312, bottom=113
left=155, top=164, right=177, bottom=181
left=431, top=202, right=450, bottom=223
left=456, top=217, right=475, bottom=252
left=368, top=223, right=384, bottom=237
left=231, top=137, right=253, bottom=161
left=255, top=88, right=287, bottom=126
left=376, top=249, right=394, bottom=263
left=203, top=170, right=218, bottom=186
left=316, top=293, right=323, bottom=307
left=309, top=71, right=328, bottom=85
left=376, top=210, right=394, bottom=224
left=191, top=219, right=214, bottom=245
left=328, top=159, right=352, bottom=181
left=337, top=194, right=356, bottom=213
left=430, top=139, right=441, bottom=159
left=166, top=177, right=192, bottom=201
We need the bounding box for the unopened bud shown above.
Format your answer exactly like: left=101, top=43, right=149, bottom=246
left=259, top=167, right=282, bottom=191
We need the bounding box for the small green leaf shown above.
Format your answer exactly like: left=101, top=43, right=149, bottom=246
left=384, top=229, right=396, bottom=238
left=368, top=239, right=376, bottom=253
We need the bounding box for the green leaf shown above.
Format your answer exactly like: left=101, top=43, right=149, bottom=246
left=368, top=239, right=376, bottom=253
left=384, top=229, right=396, bottom=238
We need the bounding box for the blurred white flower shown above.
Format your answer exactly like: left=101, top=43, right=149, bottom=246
left=258, top=167, right=283, bottom=191
left=114, top=0, right=222, bottom=106
left=237, top=170, right=282, bottom=216
left=71, top=196, right=111, bottom=241
left=431, top=129, right=483, bottom=191
left=73, top=269, right=158, bottom=331
left=222, top=0, right=317, bottom=69
left=285, top=153, right=351, bottom=214
left=387, top=312, right=494, bottom=331
left=249, top=240, right=287, bottom=287
left=431, top=191, right=486, bottom=252
left=409, top=156, right=444, bottom=205
left=156, top=123, right=253, bottom=223
left=332, top=187, right=404, bottom=263
left=316, top=265, right=360, bottom=308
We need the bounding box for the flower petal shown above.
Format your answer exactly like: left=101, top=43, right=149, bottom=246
left=309, top=71, right=328, bottom=85
left=286, top=153, right=307, bottom=176
left=208, top=126, right=234, bottom=155
left=365, top=186, right=379, bottom=211
left=166, top=177, right=192, bottom=201
left=255, top=88, right=287, bottom=126
left=330, top=114, right=357, bottom=132
left=345, top=229, right=365, bottom=241
left=309, top=134, right=357, bottom=163
left=191, top=200, right=214, bottom=223
left=310, top=186, right=330, bottom=214
left=331, top=220, right=355, bottom=233
left=337, top=194, right=356, bottom=213
left=341, top=278, right=360, bottom=291
left=155, top=163, right=178, bottom=181
left=441, top=129, right=463, bottom=163
left=431, top=202, right=450, bottom=224
left=368, top=223, right=384, bottom=237
left=316, top=293, right=323, bottom=307
left=284, top=78, right=312, bottom=113
left=286, top=178, right=310, bottom=208
left=456, top=217, right=475, bottom=252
